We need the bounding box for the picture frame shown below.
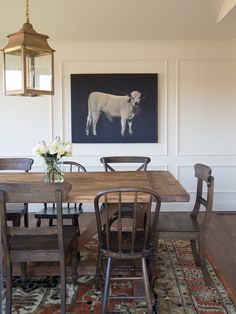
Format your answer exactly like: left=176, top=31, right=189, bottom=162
left=71, top=73, right=158, bottom=143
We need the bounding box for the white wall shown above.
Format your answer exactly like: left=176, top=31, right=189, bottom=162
left=1, top=40, right=236, bottom=211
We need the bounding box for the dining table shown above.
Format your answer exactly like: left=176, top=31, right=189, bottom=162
left=0, top=170, right=190, bottom=249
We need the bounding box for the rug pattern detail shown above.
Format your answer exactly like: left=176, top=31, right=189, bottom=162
left=2, top=239, right=236, bottom=313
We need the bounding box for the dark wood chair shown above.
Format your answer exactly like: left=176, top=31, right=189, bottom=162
left=100, top=156, right=151, bottom=225
left=0, top=158, right=34, bottom=227
left=157, top=163, right=214, bottom=286
left=0, top=182, right=78, bottom=314
left=35, top=161, right=86, bottom=235
left=94, top=187, right=161, bottom=314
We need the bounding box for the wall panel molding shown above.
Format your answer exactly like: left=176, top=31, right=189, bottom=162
left=176, top=58, right=236, bottom=156
left=61, top=58, right=168, bottom=156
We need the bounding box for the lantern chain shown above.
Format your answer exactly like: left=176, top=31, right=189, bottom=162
left=26, top=0, right=29, bottom=23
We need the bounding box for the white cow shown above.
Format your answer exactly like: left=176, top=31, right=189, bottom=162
left=85, top=91, right=143, bottom=137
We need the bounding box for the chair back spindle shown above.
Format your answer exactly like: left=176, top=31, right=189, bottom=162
left=94, top=188, right=160, bottom=258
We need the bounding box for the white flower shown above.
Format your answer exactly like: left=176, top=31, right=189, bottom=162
left=33, top=137, right=73, bottom=159
left=32, top=143, right=49, bottom=156
left=57, top=146, right=66, bottom=158
left=48, top=142, right=58, bottom=155
left=65, top=143, right=72, bottom=155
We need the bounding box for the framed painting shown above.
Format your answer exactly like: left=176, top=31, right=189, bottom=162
left=71, top=73, right=158, bottom=143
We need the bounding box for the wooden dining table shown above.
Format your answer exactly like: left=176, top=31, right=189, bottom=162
left=0, top=170, right=190, bottom=249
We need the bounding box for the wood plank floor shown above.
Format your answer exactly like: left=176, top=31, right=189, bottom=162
left=205, top=212, right=236, bottom=298
left=12, top=212, right=236, bottom=299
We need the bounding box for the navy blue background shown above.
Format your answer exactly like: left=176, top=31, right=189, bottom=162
left=71, top=73, right=158, bottom=143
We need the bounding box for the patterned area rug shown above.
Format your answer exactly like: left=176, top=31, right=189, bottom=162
left=3, top=239, right=236, bottom=313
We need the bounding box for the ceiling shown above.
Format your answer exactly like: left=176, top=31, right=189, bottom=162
left=0, top=0, right=236, bottom=43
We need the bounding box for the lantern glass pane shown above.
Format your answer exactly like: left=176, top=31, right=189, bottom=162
left=5, top=52, right=22, bottom=92
left=26, top=53, right=52, bottom=91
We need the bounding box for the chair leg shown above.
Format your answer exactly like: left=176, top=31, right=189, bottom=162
left=199, top=236, right=212, bottom=286
left=49, top=218, right=53, bottom=226
left=36, top=218, right=41, bottom=227
left=0, top=254, right=3, bottom=314
left=20, top=262, right=27, bottom=286
left=59, top=259, right=66, bottom=313
left=6, top=261, right=12, bottom=314
left=77, top=223, right=81, bottom=237
left=71, top=248, right=78, bottom=285
left=95, top=250, right=103, bottom=291
left=102, top=256, right=112, bottom=314
left=190, top=239, right=200, bottom=266
left=148, top=251, right=155, bottom=293
left=24, top=208, right=28, bottom=227
left=12, top=215, right=21, bottom=227
left=72, top=217, right=80, bottom=235
left=72, top=217, right=81, bottom=259
left=142, top=257, right=153, bottom=314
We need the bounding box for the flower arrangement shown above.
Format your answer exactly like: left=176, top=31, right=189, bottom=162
left=33, top=137, right=72, bottom=183
left=33, top=136, right=72, bottom=159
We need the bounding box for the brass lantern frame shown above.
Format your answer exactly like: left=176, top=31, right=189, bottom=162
left=1, top=0, right=55, bottom=96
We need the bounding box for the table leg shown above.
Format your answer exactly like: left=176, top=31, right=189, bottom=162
left=77, top=216, right=97, bottom=250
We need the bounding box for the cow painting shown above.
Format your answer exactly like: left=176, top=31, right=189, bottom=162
left=85, top=90, right=143, bottom=137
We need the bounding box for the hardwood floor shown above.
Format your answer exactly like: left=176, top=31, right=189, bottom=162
left=10, top=212, right=236, bottom=299
left=206, top=212, right=236, bottom=298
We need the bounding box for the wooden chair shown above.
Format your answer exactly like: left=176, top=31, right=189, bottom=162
left=0, top=182, right=78, bottom=314
left=100, top=156, right=151, bottom=225
left=0, top=158, right=34, bottom=227
left=157, top=163, right=214, bottom=286
left=94, top=187, right=161, bottom=314
left=35, top=161, right=86, bottom=235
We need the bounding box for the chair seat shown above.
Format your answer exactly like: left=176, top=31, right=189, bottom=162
left=157, top=213, right=200, bottom=233
left=9, top=226, right=78, bottom=261
left=6, top=203, right=25, bottom=213
left=35, top=207, right=82, bottom=219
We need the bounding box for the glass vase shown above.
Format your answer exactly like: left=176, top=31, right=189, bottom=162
left=43, top=156, right=64, bottom=183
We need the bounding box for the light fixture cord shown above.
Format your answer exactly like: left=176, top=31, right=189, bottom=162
left=26, top=0, right=29, bottom=22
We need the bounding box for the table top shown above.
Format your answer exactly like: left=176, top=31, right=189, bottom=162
left=0, top=170, right=189, bottom=203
